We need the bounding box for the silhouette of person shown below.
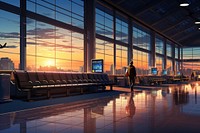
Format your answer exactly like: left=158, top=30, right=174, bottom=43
left=127, top=60, right=136, bottom=92
left=125, top=93, right=136, bottom=118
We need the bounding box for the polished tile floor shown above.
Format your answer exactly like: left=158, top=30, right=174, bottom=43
left=1, top=82, right=200, bottom=133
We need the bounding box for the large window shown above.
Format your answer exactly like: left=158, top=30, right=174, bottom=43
left=0, top=11, right=20, bottom=70
left=166, top=59, right=173, bottom=72
left=156, top=56, right=164, bottom=73
left=133, top=25, right=151, bottom=50
left=155, top=37, right=164, bottom=55
left=175, top=61, right=179, bottom=73
left=175, top=47, right=179, bottom=59
left=183, top=47, right=200, bottom=60
left=27, top=0, right=84, bottom=29
left=133, top=49, right=150, bottom=75
left=116, top=15, right=128, bottom=43
left=26, top=18, right=84, bottom=72
left=96, top=39, right=114, bottom=74
left=96, top=7, right=113, bottom=39
left=182, top=47, right=200, bottom=75
left=116, top=45, right=128, bottom=74
left=182, top=62, right=200, bottom=76
left=166, top=43, right=172, bottom=57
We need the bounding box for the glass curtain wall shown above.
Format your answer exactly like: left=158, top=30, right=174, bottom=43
left=156, top=56, right=164, bottom=74
left=96, top=7, right=113, bottom=39
left=166, top=59, right=173, bottom=74
left=182, top=47, right=200, bottom=75
left=166, top=42, right=173, bottom=73
left=26, top=0, right=84, bottom=71
left=26, top=19, right=84, bottom=71
left=133, top=25, right=151, bottom=50
left=0, top=10, right=20, bottom=70
left=0, top=0, right=182, bottom=74
left=155, top=37, right=164, bottom=72
left=175, top=46, right=179, bottom=72
left=132, top=25, right=151, bottom=75
left=166, top=43, right=172, bottom=57
left=27, top=0, right=84, bottom=29
left=0, top=0, right=84, bottom=72
left=96, top=39, right=114, bottom=74
left=116, top=45, right=128, bottom=74
left=95, top=6, right=128, bottom=74
left=115, top=15, right=128, bottom=43
left=133, top=49, right=150, bottom=75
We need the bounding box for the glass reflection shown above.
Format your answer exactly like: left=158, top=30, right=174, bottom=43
left=125, top=92, right=136, bottom=118
left=1, top=83, right=200, bottom=132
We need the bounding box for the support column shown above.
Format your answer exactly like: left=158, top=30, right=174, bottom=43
left=180, top=47, right=183, bottom=72
left=113, top=11, right=116, bottom=75
left=128, top=19, right=133, bottom=64
left=164, top=39, right=167, bottom=69
left=172, top=44, right=175, bottom=73
left=178, top=47, right=180, bottom=71
left=151, top=31, right=156, bottom=67
left=84, top=0, right=96, bottom=72
left=20, top=0, right=26, bottom=70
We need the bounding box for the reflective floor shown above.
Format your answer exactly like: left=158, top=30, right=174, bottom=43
left=1, top=82, right=200, bottom=133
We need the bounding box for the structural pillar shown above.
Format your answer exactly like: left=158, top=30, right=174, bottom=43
left=20, top=0, right=26, bottom=70
left=172, top=44, right=175, bottom=73
left=151, top=31, right=156, bottom=67
left=178, top=47, right=180, bottom=71
left=164, top=39, right=167, bottom=69
left=84, top=0, right=96, bottom=72
left=128, top=19, right=133, bottom=64
left=113, top=10, right=116, bottom=74
left=180, top=47, right=183, bottom=72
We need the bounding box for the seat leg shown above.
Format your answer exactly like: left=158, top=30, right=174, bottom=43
left=47, top=89, right=51, bottom=99
left=27, top=91, right=31, bottom=101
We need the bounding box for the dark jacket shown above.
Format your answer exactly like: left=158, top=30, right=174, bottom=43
left=128, top=64, right=136, bottom=78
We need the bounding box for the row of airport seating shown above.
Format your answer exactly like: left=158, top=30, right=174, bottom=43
left=12, top=71, right=114, bottom=101
left=137, top=75, right=190, bottom=85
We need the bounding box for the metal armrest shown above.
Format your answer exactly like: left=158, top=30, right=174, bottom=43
left=10, top=80, right=15, bottom=85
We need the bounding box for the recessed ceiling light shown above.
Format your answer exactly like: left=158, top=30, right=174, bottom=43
left=180, top=3, right=189, bottom=7
left=195, top=21, right=200, bottom=24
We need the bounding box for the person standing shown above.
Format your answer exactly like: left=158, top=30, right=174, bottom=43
left=127, top=61, right=136, bottom=92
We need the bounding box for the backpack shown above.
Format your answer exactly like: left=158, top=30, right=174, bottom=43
left=129, top=66, right=136, bottom=77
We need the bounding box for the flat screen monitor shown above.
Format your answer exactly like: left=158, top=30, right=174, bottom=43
left=91, top=59, right=104, bottom=73
left=177, top=71, right=181, bottom=75
left=162, top=69, right=167, bottom=75
left=151, top=68, right=157, bottom=75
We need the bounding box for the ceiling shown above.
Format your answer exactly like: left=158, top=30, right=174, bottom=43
left=102, top=0, right=200, bottom=47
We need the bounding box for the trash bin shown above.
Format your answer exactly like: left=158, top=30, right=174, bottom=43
left=0, top=73, right=12, bottom=103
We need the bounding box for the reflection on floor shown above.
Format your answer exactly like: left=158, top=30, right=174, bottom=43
left=1, top=82, right=200, bottom=133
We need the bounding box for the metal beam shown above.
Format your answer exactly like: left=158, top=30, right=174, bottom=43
left=176, top=30, right=199, bottom=42
left=116, top=0, right=126, bottom=5
left=100, top=0, right=182, bottom=46
left=179, top=33, right=200, bottom=45
left=0, top=1, right=20, bottom=14
left=132, top=0, right=165, bottom=16
left=170, top=23, right=196, bottom=38
left=162, top=16, right=190, bottom=33
left=151, top=7, right=182, bottom=26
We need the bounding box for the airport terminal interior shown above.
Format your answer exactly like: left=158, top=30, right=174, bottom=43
left=1, top=0, right=200, bottom=133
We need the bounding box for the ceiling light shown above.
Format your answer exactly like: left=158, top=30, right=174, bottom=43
left=180, top=3, right=190, bottom=7
left=195, top=21, right=200, bottom=24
